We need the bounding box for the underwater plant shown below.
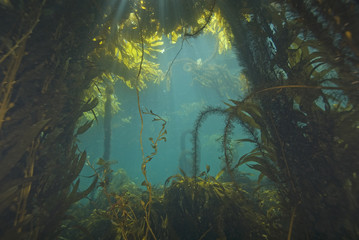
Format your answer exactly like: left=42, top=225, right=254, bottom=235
left=215, top=0, right=359, bottom=239
left=0, top=0, right=107, bottom=238
left=163, top=169, right=268, bottom=239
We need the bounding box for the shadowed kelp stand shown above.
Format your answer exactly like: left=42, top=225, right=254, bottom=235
left=0, top=0, right=123, bottom=238
left=215, top=0, right=359, bottom=238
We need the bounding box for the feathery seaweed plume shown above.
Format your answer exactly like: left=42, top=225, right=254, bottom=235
left=191, top=107, right=226, bottom=177
left=222, top=112, right=236, bottom=174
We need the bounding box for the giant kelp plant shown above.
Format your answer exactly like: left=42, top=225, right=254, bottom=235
left=1, top=0, right=359, bottom=240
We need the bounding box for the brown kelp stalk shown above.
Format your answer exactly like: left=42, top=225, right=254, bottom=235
left=133, top=9, right=163, bottom=239
left=13, top=138, right=40, bottom=233
left=103, top=83, right=114, bottom=161
left=0, top=43, right=24, bottom=131
left=140, top=109, right=167, bottom=240
left=0, top=0, right=45, bottom=131
left=164, top=0, right=216, bottom=82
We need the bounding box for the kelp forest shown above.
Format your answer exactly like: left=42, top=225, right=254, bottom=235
left=0, top=0, right=358, bottom=239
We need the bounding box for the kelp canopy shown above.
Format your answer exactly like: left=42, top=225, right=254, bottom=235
left=0, top=0, right=358, bottom=239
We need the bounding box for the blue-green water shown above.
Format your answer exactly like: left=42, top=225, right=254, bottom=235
left=78, top=34, right=257, bottom=188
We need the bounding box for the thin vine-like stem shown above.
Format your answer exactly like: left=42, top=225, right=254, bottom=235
left=14, top=138, right=40, bottom=232
left=0, top=0, right=46, bottom=65
left=164, top=37, right=185, bottom=82
left=86, top=158, right=112, bottom=206
left=0, top=0, right=46, bottom=131
left=141, top=109, right=167, bottom=240
left=287, top=201, right=300, bottom=240
left=269, top=114, right=297, bottom=194
left=198, top=226, right=213, bottom=240
left=184, top=0, right=216, bottom=38
left=137, top=89, right=145, bottom=161
left=133, top=9, right=157, bottom=239
left=164, top=0, right=216, bottom=83
left=136, top=89, right=156, bottom=240
left=133, top=10, right=145, bottom=162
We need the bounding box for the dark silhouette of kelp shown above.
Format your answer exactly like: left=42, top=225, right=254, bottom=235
left=191, top=107, right=226, bottom=177
left=217, top=0, right=359, bottom=239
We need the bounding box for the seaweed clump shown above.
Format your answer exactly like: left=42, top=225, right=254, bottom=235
left=163, top=171, right=266, bottom=240
left=60, top=165, right=272, bottom=240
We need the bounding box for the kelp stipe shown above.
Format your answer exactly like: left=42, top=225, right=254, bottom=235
left=103, top=83, right=114, bottom=161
